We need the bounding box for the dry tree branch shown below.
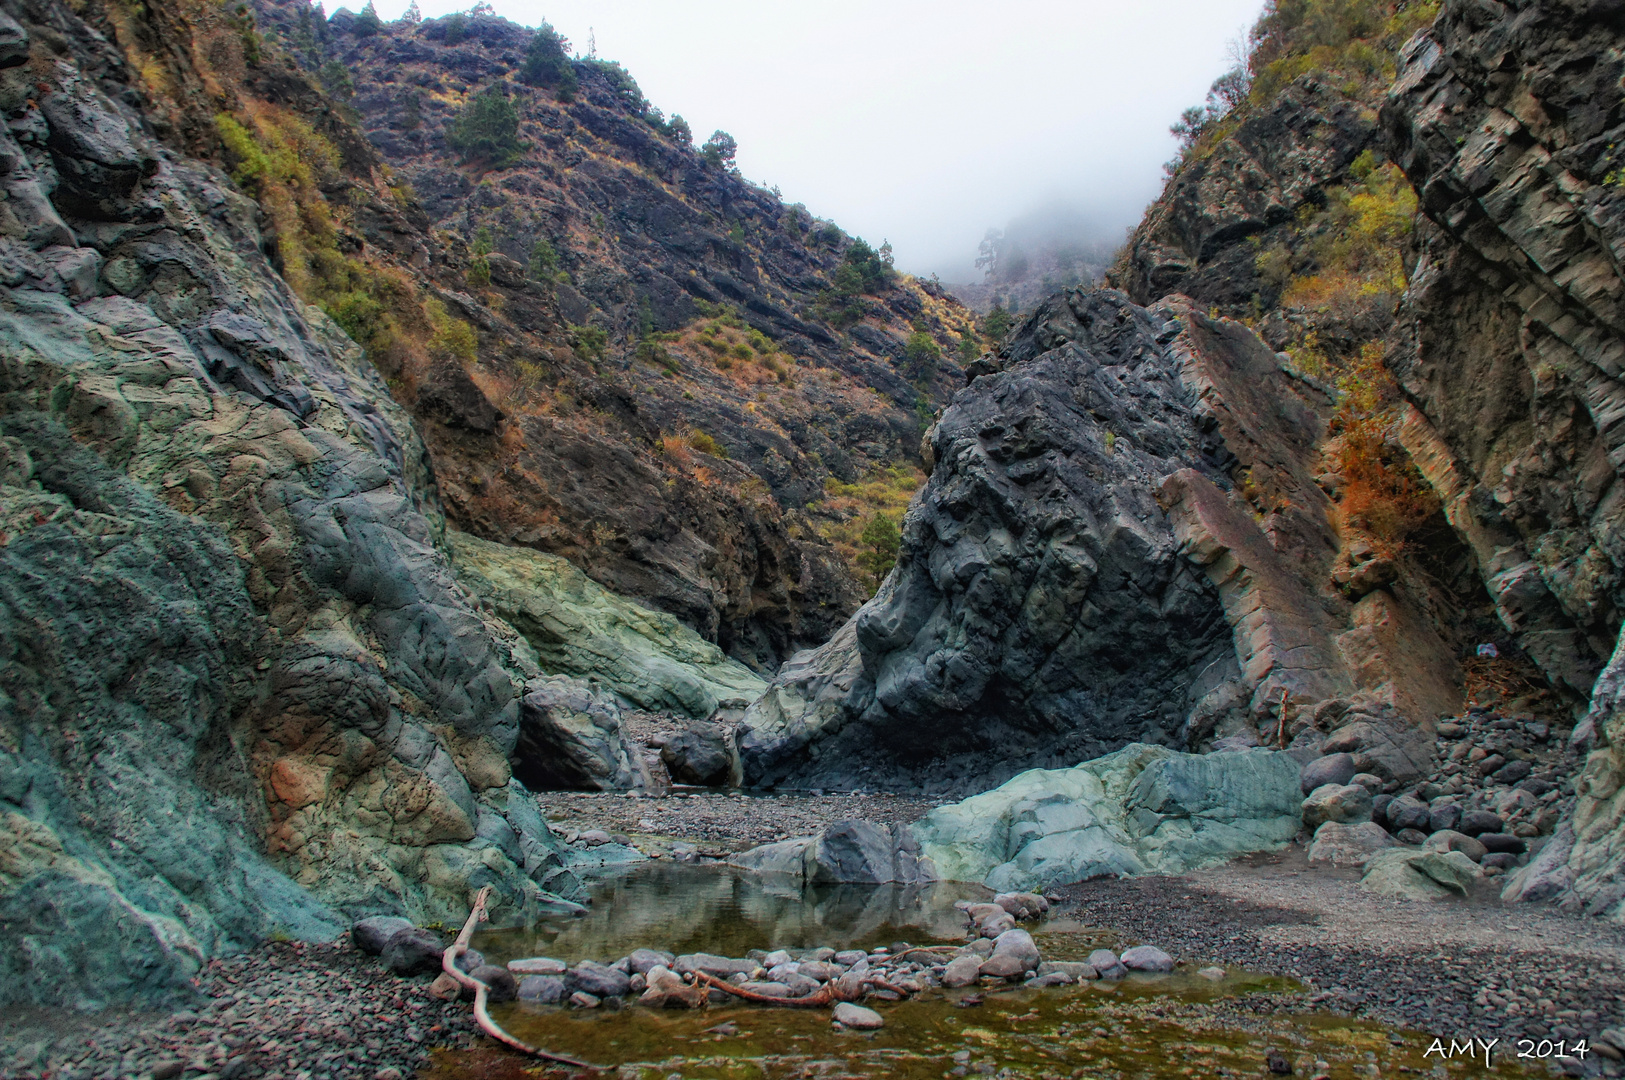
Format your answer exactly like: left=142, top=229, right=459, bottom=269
left=693, top=970, right=836, bottom=1007
left=441, top=886, right=592, bottom=1068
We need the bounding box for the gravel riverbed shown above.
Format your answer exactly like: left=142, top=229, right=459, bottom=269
left=1060, top=849, right=1625, bottom=1067
left=533, top=789, right=941, bottom=851
left=0, top=940, right=485, bottom=1080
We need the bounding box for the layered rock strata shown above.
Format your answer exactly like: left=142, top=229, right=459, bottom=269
left=1381, top=0, right=1625, bottom=919
left=737, top=287, right=1463, bottom=791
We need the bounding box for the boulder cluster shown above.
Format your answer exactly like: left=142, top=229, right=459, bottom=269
left=1298, top=706, right=1578, bottom=894
left=347, top=892, right=1193, bottom=1031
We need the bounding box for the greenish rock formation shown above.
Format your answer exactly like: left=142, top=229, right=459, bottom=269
left=0, top=3, right=582, bottom=1009
left=909, top=744, right=1304, bottom=892
left=450, top=530, right=767, bottom=720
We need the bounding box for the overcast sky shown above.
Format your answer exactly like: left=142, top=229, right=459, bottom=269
left=358, top=0, right=1267, bottom=279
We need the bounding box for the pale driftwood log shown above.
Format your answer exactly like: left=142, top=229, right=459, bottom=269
left=694, top=969, right=913, bottom=1007
left=442, top=886, right=591, bottom=1068
left=693, top=970, right=835, bottom=1007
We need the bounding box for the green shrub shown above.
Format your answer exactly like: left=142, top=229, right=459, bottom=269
left=841, top=239, right=893, bottom=294
left=529, top=237, right=558, bottom=277
left=352, top=0, right=381, bottom=36
left=688, top=429, right=727, bottom=457
left=957, top=333, right=981, bottom=363
left=858, top=513, right=901, bottom=587
left=700, top=130, right=737, bottom=168
left=442, top=13, right=467, bottom=44
left=637, top=340, right=679, bottom=374
left=903, top=331, right=941, bottom=381
left=444, top=86, right=527, bottom=167
left=983, top=302, right=1013, bottom=341
left=520, top=23, right=578, bottom=100
left=427, top=299, right=477, bottom=363
left=668, top=114, right=692, bottom=148
left=570, top=324, right=607, bottom=361
left=584, top=58, right=643, bottom=112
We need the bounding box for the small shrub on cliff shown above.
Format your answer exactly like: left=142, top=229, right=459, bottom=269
left=529, top=237, right=558, bottom=277
left=667, top=114, right=693, bottom=148
left=904, top=331, right=941, bottom=381
left=983, top=302, right=1013, bottom=342
left=858, top=513, right=902, bottom=588
left=352, top=1, right=382, bottom=37
left=700, top=130, right=738, bottom=169
left=427, top=300, right=477, bottom=363
left=842, top=239, right=894, bottom=294
left=687, top=429, right=728, bottom=458
left=520, top=23, right=578, bottom=101
left=444, top=86, right=527, bottom=168
left=569, top=324, right=607, bottom=362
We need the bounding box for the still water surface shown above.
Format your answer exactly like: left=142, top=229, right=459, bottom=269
left=438, top=863, right=1540, bottom=1079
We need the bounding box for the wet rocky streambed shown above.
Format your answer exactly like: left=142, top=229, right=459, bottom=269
left=423, top=863, right=1553, bottom=1080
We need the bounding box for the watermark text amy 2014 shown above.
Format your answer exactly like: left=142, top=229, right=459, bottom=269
left=1422, top=1037, right=1591, bottom=1067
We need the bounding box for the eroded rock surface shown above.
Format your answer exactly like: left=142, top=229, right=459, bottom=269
left=905, top=743, right=1303, bottom=892
left=738, top=292, right=1242, bottom=791
left=0, top=0, right=608, bottom=1007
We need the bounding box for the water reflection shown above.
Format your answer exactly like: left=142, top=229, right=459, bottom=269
left=475, top=862, right=992, bottom=964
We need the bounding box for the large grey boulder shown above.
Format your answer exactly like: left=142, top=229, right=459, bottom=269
left=737, top=291, right=1241, bottom=792
left=381, top=928, right=446, bottom=976
left=351, top=916, right=415, bottom=955
left=1301, top=783, right=1372, bottom=829
left=1299, top=753, right=1357, bottom=794
left=727, top=819, right=938, bottom=885
left=1307, top=821, right=1395, bottom=866
left=514, top=675, right=643, bottom=790
left=566, top=960, right=631, bottom=998
left=660, top=720, right=735, bottom=787
left=1360, top=849, right=1481, bottom=900
left=449, top=530, right=766, bottom=720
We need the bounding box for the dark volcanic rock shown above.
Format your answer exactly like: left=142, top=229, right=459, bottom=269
left=660, top=720, right=734, bottom=787
left=1120, top=78, right=1377, bottom=308
left=352, top=917, right=416, bottom=955
left=737, top=291, right=1240, bottom=790
left=381, top=929, right=446, bottom=976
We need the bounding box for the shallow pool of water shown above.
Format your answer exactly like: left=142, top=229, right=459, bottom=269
left=445, top=864, right=1546, bottom=1079
left=474, top=862, right=992, bottom=965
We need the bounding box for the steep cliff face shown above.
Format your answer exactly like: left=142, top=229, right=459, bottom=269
left=1115, top=0, right=1625, bottom=919
left=1379, top=0, right=1625, bottom=917
left=738, top=285, right=1469, bottom=793
left=237, top=0, right=981, bottom=666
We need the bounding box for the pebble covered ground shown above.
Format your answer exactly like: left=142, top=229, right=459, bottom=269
left=1061, top=850, right=1625, bottom=1073
left=533, top=789, right=941, bottom=851
left=0, top=942, right=485, bottom=1080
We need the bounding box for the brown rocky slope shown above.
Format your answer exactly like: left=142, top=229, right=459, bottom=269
left=246, top=0, right=981, bottom=667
